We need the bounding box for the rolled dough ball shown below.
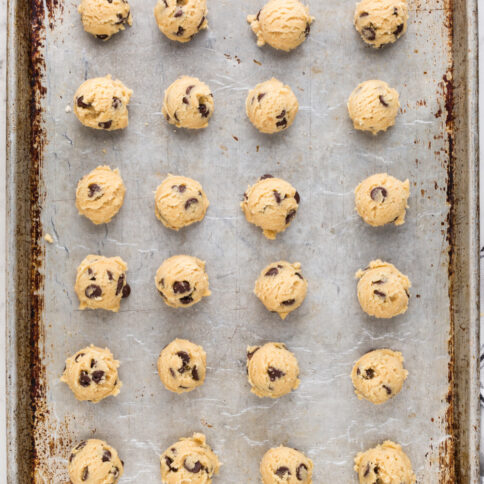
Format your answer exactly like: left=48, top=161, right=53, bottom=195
left=247, top=342, right=300, bottom=398
left=347, top=80, right=399, bottom=135
left=246, top=78, right=298, bottom=134
left=247, top=0, right=314, bottom=51
left=75, top=255, right=131, bottom=312
left=76, top=165, right=126, bottom=225
left=162, top=76, right=214, bottom=129
left=254, top=261, right=307, bottom=319
left=154, top=0, right=208, bottom=43
left=260, top=446, right=313, bottom=483
left=61, top=345, right=122, bottom=403
left=241, top=174, right=300, bottom=239
left=354, top=0, right=408, bottom=48
left=73, top=75, right=133, bottom=131
left=155, top=175, right=209, bottom=230
left=68, top=439, right=123, bottom=484
left=351, top=349, right=408, bottom=404
left=354, top=441, right=416, bottom=484
left=355, top=259, right=411, bottom=318
left=354, top=173, right=410, bottom=226
left=78, top=0, right=132, bottom=40
left=155, top=255, right=211, bottom=308
left=160, top=433, right=221, bottom=484
left=157, top=338, right=206, bottom=393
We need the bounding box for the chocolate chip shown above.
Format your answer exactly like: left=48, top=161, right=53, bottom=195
left=273, top=190, right=282, bottom=204
left=165, top=456, right=178, bottom=472
left=275, top=466, right=291, bottom=478
left=87, top=268, right=95, bottom=280
left=88, top=183, right=101, bottom=198
left=198, top=103, right=209, bottom=117
left=107, top=270, right=114, bottom=281
left=276, top=118, right=288, bottom=128
left=173, top=281, right=191, bottom=294
left=361, top=25, right=376, bottom=41
left=122, top=284, right=131, bottom=298
left=74, top=352, right=85, bottom=362
left=92, top=370, right=105, bottom=384
left=282, top=299, right=295, bottom=306
left=184, top=460, right=202, bottom=473
left=184, top=198, right=199, bottom=210
left=405, top=289, right=410, bottom=298
left=371, top=279, right=385, bottom=285
left=102, top=450, right=112, bottom=462
left=182, top=97, right=189, bottom=104
left=115, top=12, right=129, bottom=24
left=295, top=272, right=303, bottom=280
left=260, top=174, right=274, bottom=180
left=186, top=85, right=195, bottom=95
left=112, top=97, right=122, bottom=109
left=175, top=26, right=185, bottom=36
left=81, top=466, right=89, bottom=481
left=94, top=33, right=108, bottom=39
left=90, top=359, right=96, bottom=368
left=362, top=368, right=375, bottom=379
left=374, top=289, right=386, bottom=299
left=360, top=11, right=369, bottom=17
left=98, top=120, right=112, bottom=129
left=69, top=453, right=75, bottom=462
left=76, top=96, right=91, bottom=109
left=382, top=384, right=392, bottom=395
left=191, top=366, right=199, bottom=381
left=374, top=465, right=380, bottom=475
left=180, top=294, right=194, bottom=305
left=110, top=466, right=120, bottom=478
left=370, top=186, right=387, bottom=202
left=364, top=463, right=370, bottom=477
left=116, top=274, right=125, bottom=296
left=257, top=93, right=266, bottom=102
left=75, top=441, right=87, bottom=451
left=247, top=347, right=260, bottom=360
left=394, top=23, right=404, bottom=36
left=85, top=284, right=102, bottom=299
left=265, top=267, right=279, bottom=277
left=174, top=9, right=183, bottom=17
left=285, top=209, right=296, bottom=224
left=294, top=191, right=300, bottom=203
left=276, top=110, right=286, bottom=119
left=256, top=9, right=261, bottom=21
left=79, top=371, right=91, bottom=387
left=177, top=351, right=190, bottom=367
left=296, top=463, right=308, bottom=481
left=379, top=95, right=389, bottom=107
left=267, top=366, right=285, bottom=381
left=304, top=22, right=311, bottom=37
left=169, top=368, right=175, bottom=377
left=163, top=0, right=168, bottom=6
left=393, top=7, right=398, bottom=15
left=197, top=15, right=205, bottom=30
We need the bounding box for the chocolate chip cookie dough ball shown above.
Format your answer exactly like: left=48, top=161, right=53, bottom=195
left=354, top=441, right=416, bottom=484
left=155, top=175, right=209, bottom=230
left=75, top=255, right=131, bottom=312
left=154, top=0, right=208, bottom=43
left=61, top=345, right=122, bottom=403
left=68, top=439, right=124, bottom=484
left=155, top=255, right=211, bottom=308
left=246, top=78, right=298, bottom=134
left=247, top=342, right=300, bottom=398
left=254, top=261, right=307, bottom=319
left=355, top=173, right=410, bottom=227
left=73, top=75, right=133, bottom=131
left=354, top=0, right=408, bottom=48
left=162, top=76, right=213, bottom=129
left=247, top=0, right=314, bottom=51
left=347, top=80, right=399, bottom=135
left=351, top=349, right=408, bottom=404
left=157, top=339, right=206, bottom=393
left=76, top=166, right=126, bottom=225
left=78, top=0, right=132, bottom=40
left=160, top=433, right=221, bottom=484
left=260, top=446, right=313, bottom=484
left=355, top=260, right=411, bottom=318
left=241, top=174, right=300, bottom=240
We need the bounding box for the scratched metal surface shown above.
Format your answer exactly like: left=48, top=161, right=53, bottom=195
left=6, top=0, right=479, bottom=482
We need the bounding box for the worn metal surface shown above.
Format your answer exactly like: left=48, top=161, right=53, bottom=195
left=6, top=0, right=479, bottom=482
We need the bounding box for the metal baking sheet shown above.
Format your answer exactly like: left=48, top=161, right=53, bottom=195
left=6, top=0, right=479, bottom=482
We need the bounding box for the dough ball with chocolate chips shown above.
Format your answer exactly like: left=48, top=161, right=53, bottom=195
left=73, top=75, right=133, bottom=131
left=241, top=174, right=300, bottom=240
left=351, top=349, right=408, bottom=405
left=61, top=345, right=122, bottom=403
left=246, top=78, right=299, bottom=134
left=162, top=76, right=214, bottom=129
left=160, top=433, right=221, bottom=484
left=155, top=175, right=209, bottom=231
left=76, top=166, right=126, bottom=225
left=247, top=0, right=314, bottom=52
left=75, top=255, right=131, bottom=312
left=247, top=342, right=300, bottom=398
left=354, top=441, right=416, bottom=484
left=254, top=261, right=307, bottom=319
left=155, top=255, right=211, bottom=308
left=157, top=338, right=206, bottom=393
left=347, top=80, right=399, bottom=135
left=355, top=259, right=411, bottom=318
left=355, top=173, right=410, bottom=227
left=78, top=0, right=132, bottom=41
left=354, top=0, right=408, bottom=48
left=68, top=439, right=124, bottom=484
left=260, top=446, right=313, bottom=484
left=154, top=0, right=208, bottom=43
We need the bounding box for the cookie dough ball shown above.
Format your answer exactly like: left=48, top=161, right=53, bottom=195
left=355, top=260, right=411, bottom=318
left=241, top=174, right=300, bottom=240
left=75, top=255, right=131, bottom=312
left=254, top=261, right=307, bottom=320
left=260, top=446, right=313, bottom=484
left=355, top=173, right=410, bottom=227
left=351, top=349, right=408, bottom=404
left=247, top=0, right=314, bottom=51
left=347, top=80, right=399, bottom=135
left=61, top=345, right=122, bottom=403
left=68, top=439, right=124, bottom=484
left=160, top=433, right=221, bottom=484
left=76, top=166, right=126, bottom=225
left=73, top=75, right=133, bottom=131
left=354, top=441, right=416, bottom=484
left=247, top=342, right=300, bottom=398
left=78, top=0, right=132, bottom=40
left=246, top=78, right=298, bottom=134
left=157, top=339, right=206, bottom=393
left=154, top=0, right=208, bottom=43
left=162, top=76, right=214, bottom=129
left=155, top=255, right=211, bottom=308
left=155, top=175, right=209, bottom=230
left=354, top=0, right=408, bottom=48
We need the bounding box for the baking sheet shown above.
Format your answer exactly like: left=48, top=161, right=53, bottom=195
left=7, top=0, right=478, bottom=482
